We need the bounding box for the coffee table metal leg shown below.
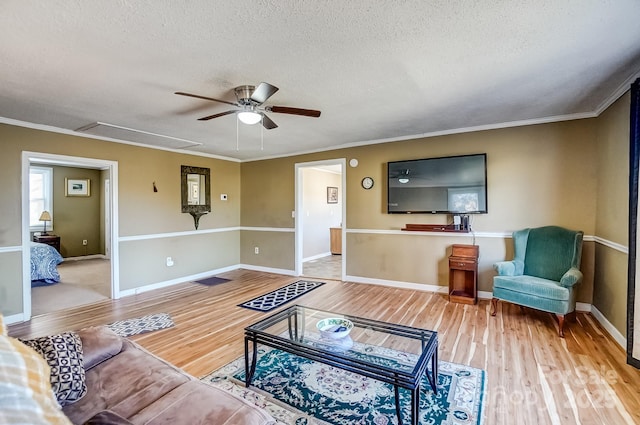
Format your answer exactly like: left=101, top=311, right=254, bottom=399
left=394, top=384, right=403, bottom=425
left=244, top=336, right=258, bottom=387
left=411, top=387, right=419, bottom=425
left=432, top=348, right=438, bottom=394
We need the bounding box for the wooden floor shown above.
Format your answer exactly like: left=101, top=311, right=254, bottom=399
left=8, top=269, right=640, bottom=424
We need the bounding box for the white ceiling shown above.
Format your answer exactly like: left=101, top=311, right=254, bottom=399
left=1, top=1, right=640, bottom=161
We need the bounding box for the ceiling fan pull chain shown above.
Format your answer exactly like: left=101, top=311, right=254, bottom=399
left=236, top=115, right=240, bottom=151
left=261, top=116, right=264, bottom=150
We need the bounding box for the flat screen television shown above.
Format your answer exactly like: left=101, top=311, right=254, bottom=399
left=387, top=153, right=488, bottom=214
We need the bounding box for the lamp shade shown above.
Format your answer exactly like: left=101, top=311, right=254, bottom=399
left=39, top=211, right=51, bottom=221
left=238, top=111, right=262, bottom=125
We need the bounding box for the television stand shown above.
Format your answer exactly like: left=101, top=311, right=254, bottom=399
left=402, top=223, right=469, bottom=233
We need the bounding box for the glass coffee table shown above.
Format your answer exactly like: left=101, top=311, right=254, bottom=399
left=244, top=305, right=438, bottom=425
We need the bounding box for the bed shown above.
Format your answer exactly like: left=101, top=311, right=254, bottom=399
left=31, top=242, right=64, bottom=286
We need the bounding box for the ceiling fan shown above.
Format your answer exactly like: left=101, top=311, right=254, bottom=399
left=175, top=82, right=321, bottom=130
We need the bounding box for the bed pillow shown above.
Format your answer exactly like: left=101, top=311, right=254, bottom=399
left=0, top=333, right=73, bottom=424
left=21, top=332, right=88, bottom=407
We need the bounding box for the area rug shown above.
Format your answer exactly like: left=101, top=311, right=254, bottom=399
left=202, top=345, right=485, bottom=425
left=238, top=280, right=325, bottom=312
left=106, top=312, right=174, bottom=337
left=195, top=276, right=232, bottom=286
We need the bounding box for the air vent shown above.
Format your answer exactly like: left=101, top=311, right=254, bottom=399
left=75, top=122, right=202, bottom=150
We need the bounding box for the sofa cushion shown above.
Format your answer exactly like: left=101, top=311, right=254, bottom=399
left=0, top=332, right=73, bottom=424
left=21, top=332, right=88, bottom=407
left=75, top=326, right=123, bottom=369
left=129, top=380, right=276, bottom=425
left=63, top=339, right=190, bottom=424
left=83, top=410, right=134, bottom=425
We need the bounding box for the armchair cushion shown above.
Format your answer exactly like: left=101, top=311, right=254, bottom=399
left=494, top=276, right=570, bottom=301
left=522, top=226, right=582, bottom=282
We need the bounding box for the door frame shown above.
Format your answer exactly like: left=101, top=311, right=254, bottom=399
left=21, top=151, right=119, bottom=320
left=294, top=158, right=346, bottom=279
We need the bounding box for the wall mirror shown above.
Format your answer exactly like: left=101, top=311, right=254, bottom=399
left=181, top=165, right=211, bottom=229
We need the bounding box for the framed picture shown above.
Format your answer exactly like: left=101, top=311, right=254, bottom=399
left=65, top=178, right=91, bottom=197
left=327, top=186, right=338, bottom=204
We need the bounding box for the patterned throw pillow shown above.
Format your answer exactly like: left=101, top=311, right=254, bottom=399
left=21, top=332, right=87, bottom=407
left=0, top=334, right=73, bottom=425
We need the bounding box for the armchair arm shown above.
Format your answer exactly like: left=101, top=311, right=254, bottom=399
left=494, top=260, right=524, bottom=276
left=559, top=267, right=583, bottom=288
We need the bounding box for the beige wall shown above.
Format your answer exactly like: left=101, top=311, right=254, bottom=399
left=594, top=92, right=630, bottom=334
left=0, top=123, right=240, bottom=317
left=48, top=165, right=102, bottom=257
left=241, top=119, right=598, bottom=298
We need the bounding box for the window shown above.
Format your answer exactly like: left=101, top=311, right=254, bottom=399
left=29, top=166, right=53, bottom=231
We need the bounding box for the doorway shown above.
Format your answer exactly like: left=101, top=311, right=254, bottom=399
left=295, top=159, right=346, bottom=280
left=22, top=151, right=119, bottom=319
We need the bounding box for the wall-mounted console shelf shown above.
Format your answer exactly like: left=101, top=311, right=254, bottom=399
left=401, top=223, right=469, bottom=233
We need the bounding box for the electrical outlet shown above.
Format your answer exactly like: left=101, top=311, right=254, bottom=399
left=166, top=256, right=174, bottom=267
left=254, top=247, right=259, bottom=254
left=82, top=239, right=88, bottom=246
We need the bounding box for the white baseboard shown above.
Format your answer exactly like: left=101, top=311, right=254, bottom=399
left=576, top=302, right=592, bottom=312
left=62, top=254, right=108, bottom=261
left=303, top=252, right=332, bottom=263
left=478, top=290, right=493, bottom=300
left=118, top=264, right=240, bottom=297
left=239, top=264, right=297, bottom=276
left=591, top=305, right=626, bottom=349
left=345, top=275, right=449, bottom=295
left=3, top=313, right=25, bottom=325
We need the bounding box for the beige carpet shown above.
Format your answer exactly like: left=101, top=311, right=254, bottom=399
left=31, top=258, right=111, bottom=316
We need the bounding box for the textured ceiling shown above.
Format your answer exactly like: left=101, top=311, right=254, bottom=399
left=1, top=1, right=640, bottom=161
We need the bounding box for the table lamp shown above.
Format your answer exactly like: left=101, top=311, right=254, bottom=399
left=39, top=211, right=51, bottom=235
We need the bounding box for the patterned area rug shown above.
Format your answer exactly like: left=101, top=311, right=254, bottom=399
left=106, top=313, right=174, bottom=337
left=202, top=345, right=485, bottom=425
left=238, top=280, right=325, bottom=312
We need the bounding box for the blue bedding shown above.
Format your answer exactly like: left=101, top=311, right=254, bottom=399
left=31, top=242, right=63, bottom=286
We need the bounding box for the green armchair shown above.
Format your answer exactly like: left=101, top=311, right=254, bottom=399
left=490, top=226, right=584, bottom=337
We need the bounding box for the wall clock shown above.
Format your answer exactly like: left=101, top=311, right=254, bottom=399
left=361, top=177, right=374, bottom=190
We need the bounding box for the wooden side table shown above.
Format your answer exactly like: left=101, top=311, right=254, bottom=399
left=448, top=244, right=479, bottom=304
left=33, top=234, right=61, bottom=253
left=330, top=228, right=342, bottom=255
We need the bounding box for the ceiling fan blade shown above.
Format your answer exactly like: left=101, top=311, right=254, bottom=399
left=175, top=91, right=238, bottom=107
left=198, top=110, right=237, bottom=121
left=250, top=82, right=279, bottom=104
left=261, top=113, right=278, bottom=129
left=268, top=106, right=321, bottom=118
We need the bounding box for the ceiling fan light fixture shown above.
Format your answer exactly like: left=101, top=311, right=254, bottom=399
left=238, top=111, right=262, bottom=125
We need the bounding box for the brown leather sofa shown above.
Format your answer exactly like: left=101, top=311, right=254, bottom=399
left=63, top=326, right=274, bottom=425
